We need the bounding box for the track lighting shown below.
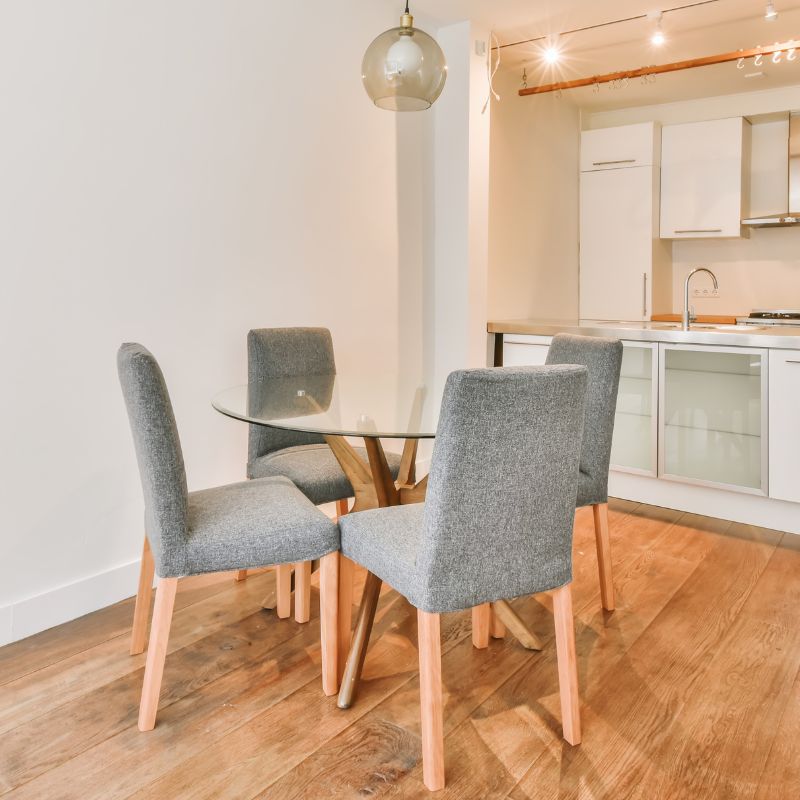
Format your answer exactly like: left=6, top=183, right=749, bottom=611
left=649, top=11, right=666, bottom=46
left=765, top=1, right=778, bottom=21
left=543, top=35, right=561, bottom=64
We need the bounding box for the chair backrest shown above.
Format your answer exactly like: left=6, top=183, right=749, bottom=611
left=416, top=366, right=587, bottom=613
left=247, top=328, right=336, bottom=465
left=545, top=333, right=623, bottom=506
left=118, top=344, right=189, bottom=576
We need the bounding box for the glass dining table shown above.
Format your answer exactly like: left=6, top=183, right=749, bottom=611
left=212, top=370, right=436, bottom=709
left=213, top=369, right=542, bottom=708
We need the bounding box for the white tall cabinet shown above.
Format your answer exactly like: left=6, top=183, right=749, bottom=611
left=580, top=123, right=672, bottom=321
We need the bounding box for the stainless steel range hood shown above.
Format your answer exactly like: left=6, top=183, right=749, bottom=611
left=742, top=113, right=800, bottom=227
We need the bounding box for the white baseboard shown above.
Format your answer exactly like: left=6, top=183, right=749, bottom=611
left=0, top=558, right=142, bottom=646
left=0, top=606, right=12, bottom=648
left=610, top=471, right=800, bottom=535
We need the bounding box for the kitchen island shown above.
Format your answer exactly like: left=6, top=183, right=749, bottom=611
left=488, top=319, right=800, bottom=534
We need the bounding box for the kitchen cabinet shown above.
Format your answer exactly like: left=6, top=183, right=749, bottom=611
left=495, top=323, right=800, bottom=530
left=502, top=334, right=550, bottom=366
left=580, top=124, right=671, bottom=321
left=501, top=335, right=772, bottom=497
left=769, top=349, right=800, bottom=503
left=659, top=344, right=767, bottom=494
left=660, top=117, right=751, bottom=239
left=610, top=342, right=658, bottom=475
left=580, top=122, right=660, bottom=171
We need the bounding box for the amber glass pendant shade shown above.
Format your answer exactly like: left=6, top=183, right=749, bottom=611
left=361, top=6, right=447, bottom=111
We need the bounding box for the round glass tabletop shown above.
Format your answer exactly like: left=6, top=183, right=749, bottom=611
left=212, top=371, right=438, bottom=439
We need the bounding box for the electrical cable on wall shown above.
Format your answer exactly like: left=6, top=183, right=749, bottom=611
left=482, top=30, right=501, bottom=113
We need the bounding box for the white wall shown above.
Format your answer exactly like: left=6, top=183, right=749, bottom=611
left=488, top=70, right=581, bottom=322
left=0, top=1, right=432, bottom=644
left=671, top=229, right=800, bottom=315
left=586, top=85, right=800, bottom=315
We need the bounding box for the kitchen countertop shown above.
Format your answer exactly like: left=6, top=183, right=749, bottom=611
left=488, top=318, right=800, bottom=350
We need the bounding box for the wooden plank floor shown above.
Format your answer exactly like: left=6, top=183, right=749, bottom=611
left=1, top=499, right=798, bottom=799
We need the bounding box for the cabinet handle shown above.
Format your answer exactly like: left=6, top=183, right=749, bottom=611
left=785, top=359, right=800, bottom=364
left=642, top=273, right=647, bottom=317
left=673, top=228, right=723, bottom=234
left=592, top=159, right=636, bottom=166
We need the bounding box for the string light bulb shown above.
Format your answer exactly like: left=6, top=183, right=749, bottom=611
left=765, top=1, right=778, bottom=21
left=649, top=11, right=666, bottom=46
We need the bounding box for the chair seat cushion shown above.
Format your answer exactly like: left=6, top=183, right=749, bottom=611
left=185, top=476, right=339, bottom=575
left=577, top=470, right=606, bottom=508
left=339, top=503, right=425, bottom=606
left=248, top=443, right=403, bottom=506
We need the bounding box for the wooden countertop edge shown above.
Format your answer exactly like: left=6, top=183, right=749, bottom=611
left=651, top=314, right=738, bottom=324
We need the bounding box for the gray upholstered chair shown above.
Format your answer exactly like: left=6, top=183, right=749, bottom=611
left=546, top=333, right=623, bottom=611
left=338, top=366, right=588, bottom=791
left=241, top=327, right=401, bottom=617
left=118, top=343, right=341, bottom=731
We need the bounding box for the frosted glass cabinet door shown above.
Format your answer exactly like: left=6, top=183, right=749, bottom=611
left=610, top=342, right=658, bottom=475
left=660, top=344, right=767, bottom=494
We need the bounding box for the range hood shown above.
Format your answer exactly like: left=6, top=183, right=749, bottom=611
left=742, top=113, right=800, bottom=227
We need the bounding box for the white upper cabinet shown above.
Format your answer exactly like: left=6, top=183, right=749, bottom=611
left=660, top=117, right=751, bottom=239
left=580, top=122, right=660, bottom=171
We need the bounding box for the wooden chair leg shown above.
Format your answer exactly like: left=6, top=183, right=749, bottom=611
left=336, top=498, right=349, bottom=518
left=138, top=577, right=178, bottom=731
left=234, top=570, right=248, bottom=582
left=294, top=561, right=312, bottom=623
left=337, top=555, right=355, bottom=682
left=471, top=603, right=490, bottom=649
left=130, top=537, right=155, bottom=656
left=275, top=564, right=292, bottom=619
left=592, top=502, right=615, bottom=611
left=418, top=609, right=445, bottom=791
left=552, top=583, right=581, bottom=746
left=490, top=604, right=506, bottom=639
left=319, top=552, right=339, bottom=696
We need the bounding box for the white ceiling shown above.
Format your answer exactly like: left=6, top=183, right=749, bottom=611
left=407, top=0, right=800, bottom=111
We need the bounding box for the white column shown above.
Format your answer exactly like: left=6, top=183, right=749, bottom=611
left=426, top=21, right=491, bottom=401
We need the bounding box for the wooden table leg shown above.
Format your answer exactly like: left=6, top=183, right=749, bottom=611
left=337, top=571, right=382, bottom=709
left=335, top=435, right=400, bottom=709
left=492, top=599, right=544, bottom=651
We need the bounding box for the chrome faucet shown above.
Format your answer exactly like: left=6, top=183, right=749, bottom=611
left=682, top=267, right=719, bottom=330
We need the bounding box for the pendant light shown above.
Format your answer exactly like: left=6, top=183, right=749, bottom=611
left=361, top=2, right=447, bottom=111
left=765, top=1, right=778, bottom=21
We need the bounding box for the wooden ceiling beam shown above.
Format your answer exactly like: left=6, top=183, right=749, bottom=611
left=519, top=39, right=800, bottom=96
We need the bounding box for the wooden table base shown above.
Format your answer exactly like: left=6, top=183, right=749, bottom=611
left=336, top=571, right=382, bottom=709
left=331, top=434, right=412, bottom=710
